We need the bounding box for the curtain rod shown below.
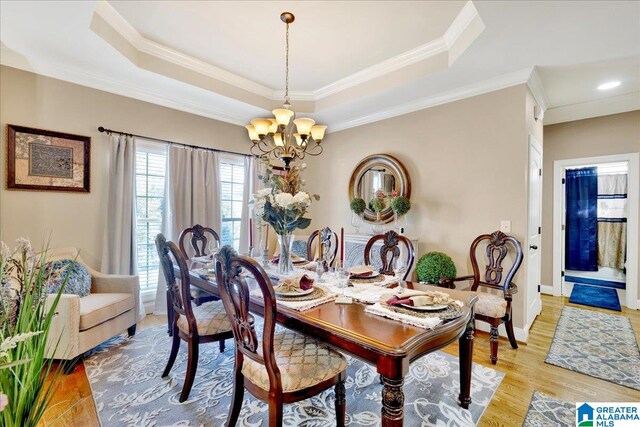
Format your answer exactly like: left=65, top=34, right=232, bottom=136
left=97, top=126, right=253, bottom=158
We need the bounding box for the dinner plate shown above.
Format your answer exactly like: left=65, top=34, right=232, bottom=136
left=399, top=303, right=448, bottom=311
left=350, top=271, right=380, bottom=279
left=275, top=287, right=314, bottom=297
left=293, top=258, right=307, bottom=264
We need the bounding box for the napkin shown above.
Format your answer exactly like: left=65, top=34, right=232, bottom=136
left=386, top=290, right=452, bottom=307
left=303, top=261, right=318, bottom=271
left=349, top=265, right=374, bottom=278
left=271, top=254, right=304, bottom=264
left=274, top=274, right=315, bottom=294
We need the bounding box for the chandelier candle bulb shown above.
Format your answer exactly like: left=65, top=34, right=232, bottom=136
left=251, top=119, right=272, bottom=136
left=267, top=119, right=279, bottom=134
left=245, top=125, right=259, bottom=141
left=294, top=133, right=303, bottom=146
left=274, top=133, right=285, bottom=147
left=272, top=108, right=294, bottom=126
left=293, top=118, right=315, bottom=136
left=310, top=125, right=327, bottom=142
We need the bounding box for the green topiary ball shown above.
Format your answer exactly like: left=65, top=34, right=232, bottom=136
left=416, top=252, right=457, bottom=284
left=350, top=198, right=366, bottom=215
left=391, top=196, right=411, bottom=216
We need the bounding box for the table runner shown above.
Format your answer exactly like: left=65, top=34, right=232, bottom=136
left=365, top=303, right=444, bottom=330
left=251, top=285, right=338, bottom=312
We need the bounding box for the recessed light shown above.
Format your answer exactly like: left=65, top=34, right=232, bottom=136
left=598, top=81, right=621, bottom=90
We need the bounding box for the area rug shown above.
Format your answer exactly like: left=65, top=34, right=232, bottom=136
left=522, top=391, right=575, bottom=427
left=569, top=283, right=621, bottom=311
left=545, top=306, right=640, bottom=390
left=85, top=325, right=504, bottom=426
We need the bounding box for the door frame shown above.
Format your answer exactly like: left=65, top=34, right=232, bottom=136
left=552, top=152, right=639, bottom=309
left=526, top=135, right=543, bottom=327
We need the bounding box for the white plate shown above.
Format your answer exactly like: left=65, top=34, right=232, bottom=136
left=293, top=257, right=307, bottom=264
left=400, top=303, right=448, bottom=311
left=274, top=287, right=314, bottom=297
left=350, top=271, right=380, bottom=279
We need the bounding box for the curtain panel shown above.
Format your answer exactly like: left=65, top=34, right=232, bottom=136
left=154, top=146, right=221, bottom=314
left=565, top=167, right=598, bottom=271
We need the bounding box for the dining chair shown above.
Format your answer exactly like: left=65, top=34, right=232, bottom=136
left=215, top=245, right=347, bottom=427
left=364, top=230, right=415, bottom=280
left=439, top=230, right=523, bottom=364
left=306, top=227, right=339, bottom=266
left=155, top=233, right=234, bottom=402
left=178, top=224, right=220, bottom=307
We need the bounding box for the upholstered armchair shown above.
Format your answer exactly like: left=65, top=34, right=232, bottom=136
left=45, top=247, right=143, bottom=372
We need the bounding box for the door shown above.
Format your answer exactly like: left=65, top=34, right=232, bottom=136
left=527, top=136, right=543, bottom=326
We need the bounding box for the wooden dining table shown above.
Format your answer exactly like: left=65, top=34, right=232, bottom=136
left=181, top=260, right=478, bottom=427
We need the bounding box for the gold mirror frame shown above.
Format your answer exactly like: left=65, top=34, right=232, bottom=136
left=348, top=154, right=411, bottom=224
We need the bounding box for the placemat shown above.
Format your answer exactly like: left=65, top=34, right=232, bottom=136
left=276, top=286, right=327, bottom=302
left=381, top=302, right=464, bottom=321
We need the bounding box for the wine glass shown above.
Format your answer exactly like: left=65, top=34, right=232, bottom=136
left=208, top=240, right=220, bottom=258
left=393, top=258, right=406, bottom=281
left=336, top=263, right=350, bottom=289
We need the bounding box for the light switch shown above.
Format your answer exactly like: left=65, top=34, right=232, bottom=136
left=500, top=220, right=511, bottom=233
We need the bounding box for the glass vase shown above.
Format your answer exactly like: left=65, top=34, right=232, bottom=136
left=372, top=212, right=384, bottom=234
left=277, top=232, right=295, bottom=276
left=351, top=212, right=364, bottom=234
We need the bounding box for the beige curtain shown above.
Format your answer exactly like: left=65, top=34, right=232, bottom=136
left=597, top=222, right=627, bottom=270
left=597, top=173, right=627, bottom=270
left=154, top=145, right=220, bottom=314
left=101, top=134, right=145, bottom=319
left=238, top=156, right=257, bottom=254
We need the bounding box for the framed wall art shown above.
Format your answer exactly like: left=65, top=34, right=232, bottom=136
left=6, top=124, right=90, bottom=193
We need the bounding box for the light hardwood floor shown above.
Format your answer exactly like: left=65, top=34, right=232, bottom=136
left=40, top=295, right=640, bottom=426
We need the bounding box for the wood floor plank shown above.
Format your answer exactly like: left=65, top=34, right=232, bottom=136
left=39, top=296, right=640, bottom=426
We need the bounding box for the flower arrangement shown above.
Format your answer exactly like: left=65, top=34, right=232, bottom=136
left=370, top=190, right=387, bottom=213
left=253, top=162, right=319, bottom=235
left=1, top=238, right=68, bottom=427
left=350, top=198, right=366, bottom=215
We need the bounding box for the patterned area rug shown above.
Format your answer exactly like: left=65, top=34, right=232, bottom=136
left=545, top=306, right=640, bottom=390
left=522, top=391, right=574, bottom=427
left=85, top=325, right=503, bottom=426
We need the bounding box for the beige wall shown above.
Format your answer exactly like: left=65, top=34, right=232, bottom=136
left=0, top=65, right=248, bottom=269
left=541, top=111, right=640, bottom=297
left=305, top=84, right=541, bottom=330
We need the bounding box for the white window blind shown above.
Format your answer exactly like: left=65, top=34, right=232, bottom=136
left=135, top=141, right=167, bottom=292
left=219, top=156, right=245, bottom=251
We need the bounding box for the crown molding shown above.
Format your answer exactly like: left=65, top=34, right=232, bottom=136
left=443, top=1, right=481, bottom=49
left=0, top=47, right=248, bottom=127
left=544, top=92, right=640, bottom=125
left=330, top=68, right=534, bottom=132
left=527, top=66, right=548, bottom=111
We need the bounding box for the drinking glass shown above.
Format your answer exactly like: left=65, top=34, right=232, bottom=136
left=336, top=263, right=350, bottom=289
left=208, top=240, right=220, bottom=258
left=393, top=258, right=406, bottom=281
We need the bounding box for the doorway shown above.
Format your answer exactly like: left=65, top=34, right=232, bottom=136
left=552, top=153, right=639, bottom=309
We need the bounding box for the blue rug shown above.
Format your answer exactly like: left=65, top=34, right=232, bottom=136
left=569, top=283, right=621, bottom=311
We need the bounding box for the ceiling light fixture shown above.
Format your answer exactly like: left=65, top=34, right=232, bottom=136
left=245, top=12, right=326, bottom=170
left=597, top=81, right=621, bottom=90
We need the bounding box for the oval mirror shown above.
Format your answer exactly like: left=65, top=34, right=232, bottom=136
left=348, top=154, right=411, bottom=223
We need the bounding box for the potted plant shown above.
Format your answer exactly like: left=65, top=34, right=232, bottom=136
left=370, top=190, right=387, bottom=233
left=350, top=198, right=366, bottom=233
left=253, top=163, right=319, bottom=275
left=1, top=238, right=68, bottom=427
left=416, top=251, right=457, bottom=284
left=390, top=193, right=411, bottom=230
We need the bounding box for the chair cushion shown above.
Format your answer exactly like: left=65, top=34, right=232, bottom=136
left=176, top=301, right=232, bottom=336
left=79, top=293, right=134, bottom=331
left=242, top=329, right=347, bottom=393
left=47, top=259, right=91, bottom=297
left=474, top=292, right=507, bottom=318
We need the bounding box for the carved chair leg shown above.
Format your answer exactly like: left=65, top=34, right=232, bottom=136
left=489, top=324, right=499, bottom=365
left=505, top=318, right=518, bottom=349
left=162, top=327, right=180, bottom=378
left=335, top=373, right=346, bottom=427
left=219, top=339, right=226, bottom=353
left=180, top=338, right=199, bottom=402
left=381, top=376, right=404, bottom=426
left=226, top=353, right=244, bottom=427
left=268, top=394, right=284, bottom=427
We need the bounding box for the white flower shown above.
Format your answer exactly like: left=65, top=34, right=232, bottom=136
left=15, top=238, right=31, bottom=255
left=292, top=191, right=310, bottom=206
left=273, top=192, right=294, bottom=209
left=255, top=188, right=271, bottom=199
left=253, top=198, right=266, bottom=217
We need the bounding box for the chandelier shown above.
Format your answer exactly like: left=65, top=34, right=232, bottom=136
left=245, top=12, right=327, bottom=170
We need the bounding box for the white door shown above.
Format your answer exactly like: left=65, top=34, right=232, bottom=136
left=527, top=136, right=543, bottom=326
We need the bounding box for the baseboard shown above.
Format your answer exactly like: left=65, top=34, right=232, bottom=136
left=143, top=300, right=155, bottom=315
left=474, top=321, right=529, bottom=343
left=540, top=284, right=554, bottom=295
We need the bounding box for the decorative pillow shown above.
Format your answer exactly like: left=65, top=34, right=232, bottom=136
left=47, top=259, right=91, bottom=297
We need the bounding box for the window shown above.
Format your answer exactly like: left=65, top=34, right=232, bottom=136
left=135, top=141, right=167, bottom=292
left=219, top=156, right=245, bottom=251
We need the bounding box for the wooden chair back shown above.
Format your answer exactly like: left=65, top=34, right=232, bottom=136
left=306, top=227, right=339, bottom=265
left=215, top=245, right=282, bottom=393
left=178, top=224, right=220, bottom=258
left=364, top=230, right=415, bottom=280
left=469, top=231, right=523, bottom=295
left=155, top=233, right=197, bottom=334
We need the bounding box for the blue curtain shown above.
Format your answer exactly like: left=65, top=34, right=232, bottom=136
left=565, top=167, right=598, bottom=271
